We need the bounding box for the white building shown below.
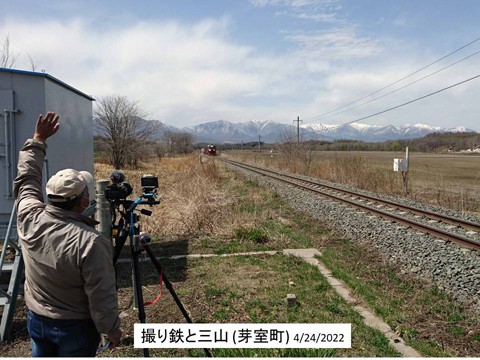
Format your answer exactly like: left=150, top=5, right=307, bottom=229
left=0, top=68, right=94, bottom=224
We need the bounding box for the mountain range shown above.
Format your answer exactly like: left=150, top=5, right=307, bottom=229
left=150, top=119, right=474, bottom=143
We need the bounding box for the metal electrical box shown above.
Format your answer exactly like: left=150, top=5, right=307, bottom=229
left=393, top=158, right=408, bottom=172
left=0, top=68, right=95, bottom=224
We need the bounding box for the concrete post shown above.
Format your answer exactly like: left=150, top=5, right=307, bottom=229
left=95, top=180, right=111, bottom=239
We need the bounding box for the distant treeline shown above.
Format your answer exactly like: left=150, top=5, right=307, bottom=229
left=216, top=132, right=480, bottom=153
left=311, top=132, right=480, bottom=152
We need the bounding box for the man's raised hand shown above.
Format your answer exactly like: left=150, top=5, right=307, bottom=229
left=33, top=112, right=60, bottom=143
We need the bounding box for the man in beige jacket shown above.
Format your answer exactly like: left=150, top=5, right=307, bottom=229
left=14, top=112, right=122, bottom=357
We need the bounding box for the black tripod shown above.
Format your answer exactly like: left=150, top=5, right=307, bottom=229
left=111, top=194, right=213, bottom=357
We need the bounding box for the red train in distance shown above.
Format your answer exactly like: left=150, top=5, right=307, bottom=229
left=202, top=144, right=217, bottom=156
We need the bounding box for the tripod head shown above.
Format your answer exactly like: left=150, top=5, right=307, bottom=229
left=106, top=174, right=160, bottom=262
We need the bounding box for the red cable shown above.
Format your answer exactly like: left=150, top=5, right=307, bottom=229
left=144, top=271, right=163, bottom=306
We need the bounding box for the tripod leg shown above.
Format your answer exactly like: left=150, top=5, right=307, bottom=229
left=113, top=232, right=128, bottom=291
left=142, top=245, right=192, bottom=321
left=131, top=246, right=150, bottom=357
left=142, top=245, right=213, bottom=358
left=113, top=232, right=128, bottom=265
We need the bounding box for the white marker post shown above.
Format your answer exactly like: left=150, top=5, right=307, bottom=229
left=393, top=147, right=409, bottom=195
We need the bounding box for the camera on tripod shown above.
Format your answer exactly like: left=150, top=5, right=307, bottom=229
left=106, top=171, right=160, bottom=260
left=141, top=175, right=158, bottom=195
left=105, top=172, right=159, bottom=203
left=105, top=182, right=133, bottom=202
left=104, top=171, right=212, bottom=358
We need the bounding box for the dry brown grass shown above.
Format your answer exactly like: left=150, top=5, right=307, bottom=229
left=228, top=150, right=480, bottom=213
left=94, top=155, right=278, bottom=240
left=231, top=152, right=402, bottom=193
left=95, top=155, right=231, bottom=237
left=314, top=156, right=400, bottom=194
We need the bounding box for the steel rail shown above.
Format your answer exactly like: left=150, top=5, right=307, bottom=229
left=284, top=172, right=479, bottom=231
left=224, top=159, right=480, bottom=252
left=278, top=164, right=473, bottom=230
left=226, top=159, right=480, bottom=232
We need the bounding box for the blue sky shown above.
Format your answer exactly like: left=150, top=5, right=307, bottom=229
left=1, top=0, right=480, bottom=130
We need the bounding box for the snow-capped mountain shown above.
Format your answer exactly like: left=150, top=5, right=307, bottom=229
left=182, top=120, right=474, bottom=143
left=183, top=120, right=252, bottom=141
left=183, top=120, right=295, bottom=143
left=299, top=123, right=455, bottom=142
left=134, top=119, right=475, bottom=143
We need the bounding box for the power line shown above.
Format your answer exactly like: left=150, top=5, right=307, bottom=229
left=304, top=35, right=480, bottom=123
left=300, top=73, right=480, bottom=138
left=310, top=48, right=480, bottom=122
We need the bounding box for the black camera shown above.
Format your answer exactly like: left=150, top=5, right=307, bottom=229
left=105, top=172, right=158, bottom=203
left=105, top=182, right=133, bottom=201
left=105, top=171, right=132, bottom=202
left=141, top=174, right=158, bottom=194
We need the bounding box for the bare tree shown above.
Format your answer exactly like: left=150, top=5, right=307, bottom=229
left=275, top=129, right=298, bottom=172
left=162, top=131, right=195, bottom=155
left=174, top=132, right=195, bottom=154
left=94, top=94, right=153, bottom=169
left=1, top=35, right=18, bottom=68
left=153, top=142, right=167, bottom=161
left=26, top=52, right=38, bottom=71
left=275, top=128, right=297, bottom=157
left=162, top=131, right=174, bottom=154
left=276, top=128, right=316, bottom=174
left=296, top=140, right=316, bottom=173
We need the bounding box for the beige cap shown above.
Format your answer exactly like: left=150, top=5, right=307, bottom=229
left=46, top=169, right=93, bottom=202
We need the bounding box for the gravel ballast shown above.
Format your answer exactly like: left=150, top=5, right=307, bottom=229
left=230, top=163, right=480, bottom=313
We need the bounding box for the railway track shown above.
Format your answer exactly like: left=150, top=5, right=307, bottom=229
left=223, top=158, right=480, bottom=252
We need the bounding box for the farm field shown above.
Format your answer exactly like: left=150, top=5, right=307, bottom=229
left=315, top=151, right=479, bottom=189
left=1, top=154, right=479, bottom=357
left=228, top=150, right=480, bottom=213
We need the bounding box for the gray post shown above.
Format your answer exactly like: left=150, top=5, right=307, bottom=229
left=405, top=146, right=409, bottom=171
left=95, top=180, right=111, bottom=238
left=296, top=116, right=300, bottom=144
left=293, top=116, right=302, bottom=144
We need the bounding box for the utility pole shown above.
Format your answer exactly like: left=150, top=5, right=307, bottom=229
left=258, top=135, right=261, bottom=151
left=293, top=116, right=302, bottom=144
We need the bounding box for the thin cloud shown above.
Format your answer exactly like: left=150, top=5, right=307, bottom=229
left=393, top=13, right=409, bottom=27
left=250, top=0, right=341, bottom=23
left=283, top=27, right=382, bottom=61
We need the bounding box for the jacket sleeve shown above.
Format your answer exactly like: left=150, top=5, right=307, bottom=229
left=82, top=235, right=121, bottom=334
left=13, top=139, right=47, bottom=218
